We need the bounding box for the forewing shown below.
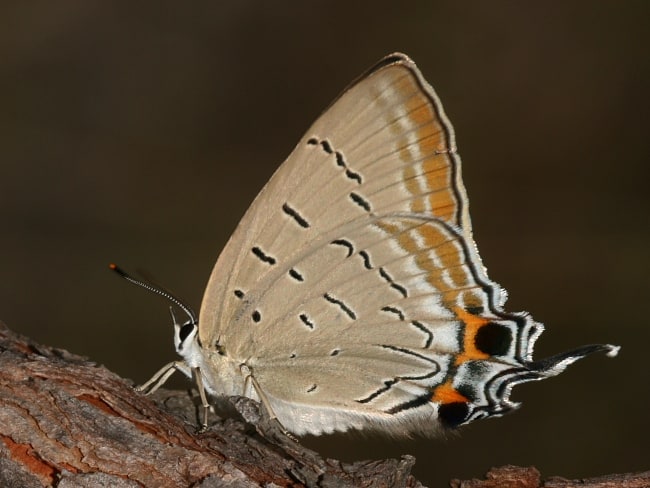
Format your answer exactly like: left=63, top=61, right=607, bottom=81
left=199, top=53, right=489, bottom=348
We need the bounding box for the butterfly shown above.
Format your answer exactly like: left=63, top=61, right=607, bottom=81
left=113, top=52, right=618, bottom=437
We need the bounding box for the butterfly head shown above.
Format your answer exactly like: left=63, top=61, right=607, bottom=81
left=170, top=307, right=199, bottom=355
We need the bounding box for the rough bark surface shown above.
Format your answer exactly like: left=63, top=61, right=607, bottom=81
left=449, top=465, right=650, bottom=488
left=0, top=321, right=646, bottom=488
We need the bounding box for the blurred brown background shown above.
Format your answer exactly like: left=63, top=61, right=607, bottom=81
left=1, top=2, right=648, bottom=485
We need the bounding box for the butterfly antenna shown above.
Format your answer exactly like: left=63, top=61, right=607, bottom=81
left=109, top=263, right=197, bottom=325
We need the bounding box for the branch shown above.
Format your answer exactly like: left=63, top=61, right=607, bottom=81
left=450, top=465, right=650, bottom=488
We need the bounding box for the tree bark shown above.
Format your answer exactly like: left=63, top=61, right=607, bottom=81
left=0, top=321, right=646, bottom=487
left=449, top=465, right=650, bottom=488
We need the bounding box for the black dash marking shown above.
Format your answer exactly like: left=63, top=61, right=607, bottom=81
left=282, top=202, right=310, bottom=228
left=356, top=353, right=439, bottom=405
left=400, top=369, right=439, bottom=381
left=381, top=306, right=405, bottom=321
left=335, top=152, right=346, bottom=167
left=378, top=267, right=393, bottom=282
left=381, top=345, right=440, bottom=368
left=323, top=293, right=357, bottom=320
left=252, top=310, right=261, bottom=323
left=349, top=192, right=371, bottom=212
left=289, top=268, right=304, bottom=282
left=386, top=394, right=432, bottom=415
left=306, top=384, right=317, bottom=393
left=308, top=137, right=363, bottom=185
left=345, top=168, right=362, bottom=184
left=378, top=267, right=408, bottom=298
left=330, top=349, right=341, bottom=356
left=251, top=246, right=276, bottom=265
left=359, top=250, right=373, bottom=269
left=357, top=379, right=398, bottom=404
left=299, top=313, right=314, bottom=329
left=390, top=283, right=408, bottom=298
left=331, top=239, right=354, bottom=257
left=411, top=320, right=434, bottom=348
left=234, top=289, right=245, bottom=299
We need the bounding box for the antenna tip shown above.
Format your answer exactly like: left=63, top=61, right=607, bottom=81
left=109, top=263, right=127, bottom=277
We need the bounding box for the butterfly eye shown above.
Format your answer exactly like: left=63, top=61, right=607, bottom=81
left=178, top=321, right=196, bottom=344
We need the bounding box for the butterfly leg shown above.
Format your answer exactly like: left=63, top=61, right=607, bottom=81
left=236, top=369, right=327, bottom=475
left=239, top=365, right=300, bottom=442
left=137, top=362, right=213, bottom=429
left=239, top=365, right=276, bottom=419
left=135, top=360, right=190, bottom=394
left=191, top=366, right=211, bottom=430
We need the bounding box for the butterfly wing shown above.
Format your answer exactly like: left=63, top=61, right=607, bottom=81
left=197, top=53, right=617, bottom=436
left=200, top=53, right=481, bottom=345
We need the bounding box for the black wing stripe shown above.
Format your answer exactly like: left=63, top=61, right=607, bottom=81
left=251, top=246, right=276, bottom=265
left=282, top=202, right=310, bottom=228
left=323, top=293, right=357, bottom=320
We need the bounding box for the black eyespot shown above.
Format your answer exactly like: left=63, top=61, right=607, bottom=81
left=438, top=402, right=470, bottom=428
left=475, top=322, right=512, bottom=356
left=179, top=322, right=195, bottom=343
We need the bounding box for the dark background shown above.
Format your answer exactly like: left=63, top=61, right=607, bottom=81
left=1, top=2, right=648, bottom=486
